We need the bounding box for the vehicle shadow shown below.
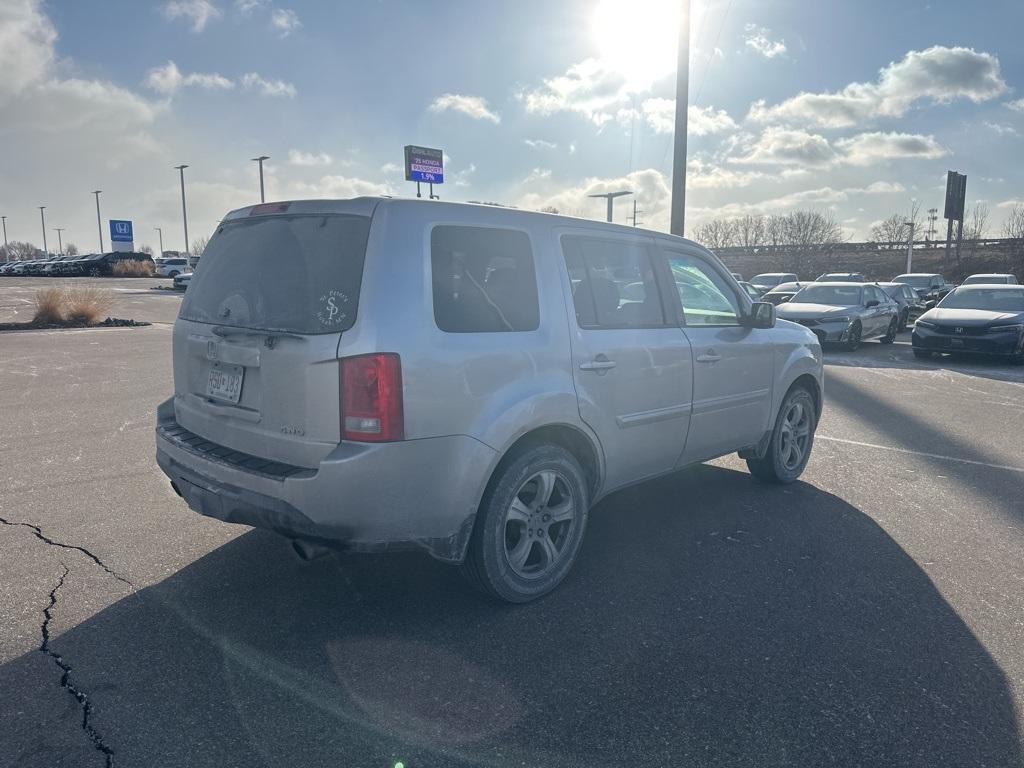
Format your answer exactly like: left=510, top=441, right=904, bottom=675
left=2, top=465, right=1020, bottom=767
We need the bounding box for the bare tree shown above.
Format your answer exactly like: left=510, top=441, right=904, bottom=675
left=0, top=241, right=42, bottom=261
left=138, top=244, right=153, bottom=255
left=64, top=243, right=79, bottom=256
left=963, top=202, right=990, bottom=241
left=190, top=236, right=210, bottom=256
left=870, top=214, right=908, bottom=245
left=1003, top=204, right=1024, bottom=271
left=692, top=218, right=737, bottom=249
left=780, top=210, right=844, bottom=246
left=539, top=205, right=560, bottom=214
left=734, top=214, right=767, bottom=248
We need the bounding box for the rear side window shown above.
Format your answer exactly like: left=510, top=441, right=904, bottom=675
left=179, top=213, right=370, bottom=334
left=431, top=226, right=539, bottom=332
left=562, top=236, right=665, bottom=328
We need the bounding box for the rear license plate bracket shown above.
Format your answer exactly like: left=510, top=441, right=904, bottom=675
left=207, top=363, right=244, bottom=404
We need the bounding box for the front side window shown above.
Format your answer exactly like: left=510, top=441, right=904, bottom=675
left=431, top=226, right=539, bottom=333
left=562, top=236, right=664, bottom=328
left=665, top=253, right=740, bottom=326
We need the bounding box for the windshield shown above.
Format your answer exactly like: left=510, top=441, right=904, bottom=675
left=179, top=213, right=371, bottom=334
left=938, top=287, right=1024, bottom=311
left=893, top=275, right=935, bottom=288
left=792, top=284, right=863, bottom=305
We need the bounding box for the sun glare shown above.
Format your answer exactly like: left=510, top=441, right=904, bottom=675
left=591, top=0, right=680, bottom=90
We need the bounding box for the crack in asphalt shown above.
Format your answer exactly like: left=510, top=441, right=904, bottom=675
left=42, top=565, right=115, bottom=768
left=0, top=516, right=133, bottom=587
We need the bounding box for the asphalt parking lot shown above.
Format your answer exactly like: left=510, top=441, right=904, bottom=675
left=1, top=277, right=1022, bottom=768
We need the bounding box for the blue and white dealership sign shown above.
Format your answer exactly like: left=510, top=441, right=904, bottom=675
left=109, top=219, right=134, bottom=243
left=403, top=145, right=444, bottom=184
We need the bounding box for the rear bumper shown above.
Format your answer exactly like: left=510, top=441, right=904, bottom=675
left=155, top=399, right=497, bottom=562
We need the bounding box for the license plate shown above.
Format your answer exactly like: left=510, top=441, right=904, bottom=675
left=207, top=363, right=244, bottom=403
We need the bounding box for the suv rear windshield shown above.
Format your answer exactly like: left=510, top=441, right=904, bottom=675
left=179, top=213, right=370, bottom=334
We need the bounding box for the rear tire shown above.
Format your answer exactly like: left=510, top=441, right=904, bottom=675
left=898, top=310, right=909, bottom=333
left=747, top=386, right=817, bottom=484
left=168, top=270, right=179, bottom=278
left=461, top=444, right=588, bottom=603
left=880, top=318, right=898, bottom=344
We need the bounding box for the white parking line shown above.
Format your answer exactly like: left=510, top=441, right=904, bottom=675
left=817, top=435, right=1024, bottom=474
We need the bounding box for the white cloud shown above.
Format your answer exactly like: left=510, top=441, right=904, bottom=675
left=729, top=127, right=947, bottom=167
left=453, top=163, right=477, bottom=187
left=833, top=131, right=947, bottom=164
left=270, top=8, right=300, bottom=37
left=286, top=174, right=393, bottom=199
left=380, top=162, right=403, bottom=174
left=144, top=61, right=234, bottom=95
left=524, top=139, right=558, bottom=150
left=429, top=93, right=500, bottom=123
left=687, top=159, right=765, bottom=190
left=997, top=199, right=1024, bottom=209
left=0, top=0, right=55, bottom=102
left=161, top=0, right=222, bottom=33
left=750, top=46, right=1007, bottom=128
left=241, top=72, right=296, bottom=97
left=640, top=98, right=737, bottom=136
left=743, top=24, right=786, bottom=59
left=234, top=0, right=266, bottom=14
left=1005, top=99, right=1024, bottom=113
left=287, top=149, right=332, bottom=166
left=519, top=58, right=627, bottom=125
left=984, top=121, right=1018, bottom=136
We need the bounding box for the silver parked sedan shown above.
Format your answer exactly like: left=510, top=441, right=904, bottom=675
left=776, top=282, right=900, bottom=350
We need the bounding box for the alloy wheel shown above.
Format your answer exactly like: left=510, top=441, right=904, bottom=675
left=779, top=400, right=812, bottom=472
left=503, top=470, right=577, bottom=580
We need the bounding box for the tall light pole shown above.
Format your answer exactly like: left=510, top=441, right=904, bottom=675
left=1, top=215, right=7, bottom=257
left=904, top=221, right=914, bottom=273
left=669, top=0, right=691, bottom=236
left=39, top=206, right=48, bottom=255
left=54, top=228, right=65, bottom=255
left=92, top=190, right=104, bottom=252
left=588, top=191, right=633, bottom=223
left=251, top=155, right=269, bottom=203
left=174, top=165, right=189, bottom=253
left=154, top=227, right=164, bottom=256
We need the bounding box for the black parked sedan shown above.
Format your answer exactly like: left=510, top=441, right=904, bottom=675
left=912, top=285, right=1024, bottom=363
left=877, top=282, right=929, bottom=331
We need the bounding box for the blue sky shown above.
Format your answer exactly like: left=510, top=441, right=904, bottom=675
left=2, top=0, right=1023, bottom=253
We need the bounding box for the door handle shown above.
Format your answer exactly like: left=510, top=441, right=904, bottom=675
left=579, top=355, right=617, bottom=372
left=696, top=350, right=722, bottom=363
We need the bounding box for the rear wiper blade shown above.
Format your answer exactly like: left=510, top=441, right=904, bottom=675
left=212, top=326, right=306, bottom=343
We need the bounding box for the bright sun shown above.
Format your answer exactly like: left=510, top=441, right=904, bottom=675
left=591, top=0, right=680, bottom=91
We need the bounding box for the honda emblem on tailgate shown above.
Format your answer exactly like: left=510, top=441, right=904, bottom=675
left=954, top=327, right=964, bottom=334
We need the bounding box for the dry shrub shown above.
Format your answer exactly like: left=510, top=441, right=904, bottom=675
left=63, top=285, right=115, bottom=325
left=111, top=260, right=155, bottom=277
left=32, top=286, right=65, bottom=325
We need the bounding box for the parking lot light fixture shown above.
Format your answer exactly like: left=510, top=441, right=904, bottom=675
left=93, top=191, right=104, bottom=252
left=251, top=156, right=270, bottom=203
left=174, top=165, right=189, bottom=254
left=54, top=228, right=65, bottom=255
left=38, top=206, right=48, bottom=256
left=154, top=227, right=164, bottom=255
left=1, top=215, right=7, bottom=256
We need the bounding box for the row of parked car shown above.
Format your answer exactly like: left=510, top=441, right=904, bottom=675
left=725, top=269, right=1022, bottom=360
left=0, top=253, right=192, bottom=278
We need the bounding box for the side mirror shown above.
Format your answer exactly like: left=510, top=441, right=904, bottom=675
left=746, top=301, right=776, bottom=329
left=865, top=299, right=880, bottom=308
left=925, top=300, right=937, bottom=309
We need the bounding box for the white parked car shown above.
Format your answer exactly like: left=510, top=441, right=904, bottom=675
left=157, top=258, right=190, bottom=278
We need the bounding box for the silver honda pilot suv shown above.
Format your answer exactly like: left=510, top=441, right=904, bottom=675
left=156, top=198, right=823, bottom=602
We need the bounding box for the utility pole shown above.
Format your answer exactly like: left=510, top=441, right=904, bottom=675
left=174, top=165, right=189, bottom=253
left=669, top=0, right=691, bottom=236
left=588, top=190, right=632, bottom=223
left=251, top=155, right=269, bottom=203
left=39, top=207, right=48, bottom=255
left=93, top=190, right=104, bottom=252
left=1, top=215, right=7, bottom=257
left=54, top=228, right=65, bottom=255
left=904, top=220, right=914, bottom=273
left=154, top=227, right=164, bottom=256
left=629, top=199, right=644, bottom=227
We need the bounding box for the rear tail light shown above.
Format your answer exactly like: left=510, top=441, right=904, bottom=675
left=340, top=354, right=404, bottom=442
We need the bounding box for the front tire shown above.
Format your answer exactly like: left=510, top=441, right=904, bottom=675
left=747, top=386, right=817, bottom=484
left=880, top=318, right=898, bottom=344
left=461, top=445, right=588, bottom=603
left=844, top=322, right=862, bottom=351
